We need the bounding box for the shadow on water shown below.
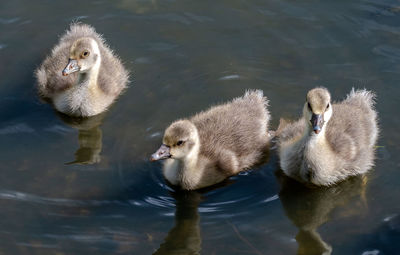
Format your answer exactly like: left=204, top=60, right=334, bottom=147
left=56, top=112, right=106, bottom=165
left=152, top=180, right=235, bottom=255
left=276, top=170, right=368, bottom=255
left=152, top=190, right=202, bottom=255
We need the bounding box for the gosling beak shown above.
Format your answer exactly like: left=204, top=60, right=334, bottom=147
left=310, top=113, right=324, bottom=134
left=62, top=59, right=80, bottom=76
left=150, top=144, right=171, bottom=161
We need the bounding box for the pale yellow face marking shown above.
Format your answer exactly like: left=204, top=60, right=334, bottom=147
left=306, top=88, right=331, bottom=115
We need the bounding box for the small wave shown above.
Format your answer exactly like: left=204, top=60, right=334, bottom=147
left=183, top=12, right=214, bottom=23
left=0, top=17, right=20, bottom=24
left=134, top=57, right=152, bottom=64
left=0, top=123, right=34, bottom=135
left=373, top=44, right=400, bottom=60
left=218, top=74, right=240, bottom=81
left=149, top=132, right=161, bottom=138
left=206, top=196, right=252, bottom=207
left=44, top=124, right=74, bottom=134
left=260, top=194, right=279, bottom=204
left=43, top=233, right=106, bottom=243
left=143, top=195, right=175, bottom=208
left=69, top=15, right=89, bottom=22
left=16, top=242, right=58, bottom=249
left=362, top=250, right=380, bottom=255
left=198, top=206, right=219, bottom=213
left=0, top=190, right=125, bottom=207
left=383, top=214, right=398, bottom=222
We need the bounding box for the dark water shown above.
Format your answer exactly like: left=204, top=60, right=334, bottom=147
left=0, top=0, right=399, bottom=254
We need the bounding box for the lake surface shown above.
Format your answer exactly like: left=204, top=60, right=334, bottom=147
left=0, top=0, right=399, bottom=254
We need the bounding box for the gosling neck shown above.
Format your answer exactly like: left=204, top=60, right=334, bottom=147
left=77, top=57, right=101, bottom=88
left=183, top=131, right=201, bottom=170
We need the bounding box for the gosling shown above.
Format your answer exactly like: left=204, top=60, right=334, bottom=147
left=151, top=90, right=270, bottom=190
left=276, top=87, right=378, bottom=186
left=35, top=23, right=129, bottom=117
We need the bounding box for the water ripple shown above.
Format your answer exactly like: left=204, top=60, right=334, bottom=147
left=383, top=214, right=398, bottom=222
left=0, top=17, right=20, bottom=24
left=0, top=190, right=126, bottom=207
left=134, top=57, right=152, bottom=64
left=69, top=15, right=89, bottom=22
left=0, top=123, right=34, bottom=135
left=198, top=206, right=219, bottom=213
left=143, top=195, right=175, bottom=208
left=206, top=196, right=252, bottom=207
left=260, top=194, right=279, bottom=204
left=183, top=12, right=214, bottom=22
left=218, top=74, right=240, bottom=81
left=361, top=250, right=380, bottom=255
left=16, top=242, right=58, bottom=249
left=372, top=44, right=400, bottom=61
left=44, top=124, right=73, bottom=134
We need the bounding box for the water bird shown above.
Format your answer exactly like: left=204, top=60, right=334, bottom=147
left=150, top=90, right=271, bottom=190
left=35, top=23, right=129, bottom=117
left=275, top=87, right=378, bottom=186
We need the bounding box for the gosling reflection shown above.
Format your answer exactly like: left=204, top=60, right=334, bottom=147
left=57, top=112, right=105, bottom=165
left=276, top=171, right=368, bottom=255
left=153, top=190, right=202, bottom=255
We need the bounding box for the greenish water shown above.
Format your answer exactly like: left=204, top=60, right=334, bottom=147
left=0, top=0, right=399, bottom=254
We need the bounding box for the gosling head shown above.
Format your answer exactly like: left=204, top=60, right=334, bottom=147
left=62, top=37, right=100, bottom=76
left=303, top=87, right=332, bottom=135
left=150, top=120, right=199, bottom=161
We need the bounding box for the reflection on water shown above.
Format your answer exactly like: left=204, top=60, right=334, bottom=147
left=153, top=190, right=202, bottom=255
left=57, top=112, right=105, bottom=165
left=277, top=171, right=368, bottom=255
left=152, top=180, right=238, bottom=255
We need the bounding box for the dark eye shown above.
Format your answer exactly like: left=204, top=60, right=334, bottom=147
left=326, top=103, right=330, bottom=110
left=81, top=51, right=90, bottom=58
left=177, top=140, right=184, bottom=146
left=307, top=102, right=312, bottom=111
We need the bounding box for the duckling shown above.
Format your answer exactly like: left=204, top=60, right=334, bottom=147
left=150, top=90, right=270, bottom=190
left=276, top=87, right=378, bottom=186
left=35, top=23, right=129, bottom=117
